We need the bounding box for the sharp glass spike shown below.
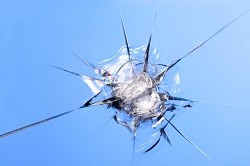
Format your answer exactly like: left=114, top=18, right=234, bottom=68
left=162, top=130, right=172, bottom=146
left=142, top=11, right=157, bottom=73
left=51, top=65, right=104, bottom=82
left=142, top=35, right=152, bottom=72
left=71, top=51, right=97, bottom=70
left=144, top=137, right=161, bottom=153
left=81, top=96, right=120, bottom=108
left=172, top=9, right=250, bottom=66
left=0, top=109, right=76, bottom=139
left=50, top=65, right=82, bottom=77
left=155, top=58, right=182, bottom=85
left=165, top=117, right=213, bottom=161
left=0, top=91, right=105, bottom=139
left=168, top=96, right=193, bottom=102
left=120, top=13, right=131, bottom=60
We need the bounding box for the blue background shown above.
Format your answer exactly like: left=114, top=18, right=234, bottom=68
left=1, top=1, right=250, bottom=166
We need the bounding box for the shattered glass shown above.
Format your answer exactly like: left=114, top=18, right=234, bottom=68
left=1, top=9, right=249, bottom=163
left=82, top=45, right=192, bottom=158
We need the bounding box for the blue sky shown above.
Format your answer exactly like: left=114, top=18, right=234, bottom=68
left=1, top=0, right=250, bottom=166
